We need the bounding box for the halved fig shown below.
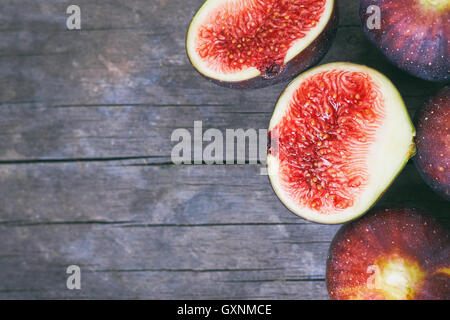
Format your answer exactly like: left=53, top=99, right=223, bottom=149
left=267, top=63, right=416, bottom=224
left=360, top=0, right=450, bottom=82
left=186, top=0, right=338, bottom=89
left=327, top=208, right=450, bottom=300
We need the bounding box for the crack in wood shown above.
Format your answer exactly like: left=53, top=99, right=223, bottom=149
left=223, top=278, right=326, bottom=283
left=0, top=156, right=169, bottom=165
left=0, top=220, right=135, bottom=227
left=119, top=222, right=312, bottom=228
left=87, top=267, right=282, bottom=273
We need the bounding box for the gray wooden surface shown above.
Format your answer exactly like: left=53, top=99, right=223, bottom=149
left=0, top=0, right=447, bottom=299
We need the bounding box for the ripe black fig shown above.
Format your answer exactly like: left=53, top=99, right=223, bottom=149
left=327, top=208, right=450, bottom=300
left=414, top=86, right=450, bottom=200
left=360, top=0, right=449, bottom=82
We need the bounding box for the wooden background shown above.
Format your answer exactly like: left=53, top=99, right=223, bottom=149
left=0, top=0, right=447, bottom=299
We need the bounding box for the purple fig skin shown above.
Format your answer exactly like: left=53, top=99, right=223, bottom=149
left=327, top=208, right=450, bottom=300
left=186, top=2, right=338, bottom=89
left=360, top=0, right=449, bottom=82
left=414, top=86, right=450, bottom=200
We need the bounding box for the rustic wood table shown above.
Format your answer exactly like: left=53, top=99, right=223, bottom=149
left=0, top=0, right=446, bottom=299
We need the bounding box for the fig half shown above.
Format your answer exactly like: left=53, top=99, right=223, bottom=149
left=360, top=0, right=450, bottom=82
left=186, top=0, right=338, bottom=89
left=267, top=63, right=416, bottom=224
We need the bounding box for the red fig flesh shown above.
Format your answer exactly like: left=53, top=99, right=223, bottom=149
left=268, top=63, right=416, bottom=224
left=186, top=0, right=338, bottom=88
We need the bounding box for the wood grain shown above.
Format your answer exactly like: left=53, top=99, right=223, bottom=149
left=0, top=0, right=447, bottom=299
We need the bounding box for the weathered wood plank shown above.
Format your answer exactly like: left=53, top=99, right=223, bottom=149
left=0, top=161, right=447, bottom=224
left=0, top=0, right=442, bottom=161
left=0, top=0, right=441, bottom=106
left=0, top=161, right=447, bottom=299
left=0, top=222, right=333, bottom=299
left=0, top=92, right=435, bottom=162
left=0, top=0, right=447, bottom=300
